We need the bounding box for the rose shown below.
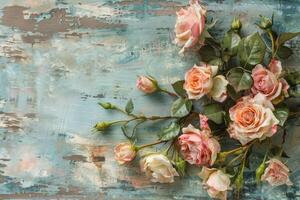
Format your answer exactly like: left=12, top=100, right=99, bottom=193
left=178, top=124, right=220, bottom=166
left=199, top=167, right=231, bottom=200
left=140, top=154, right=179, bottom=183
left=227, top=93, right=279, bottom=145
left=174, top=0, right=206, bottom=54
left=261, top=158, right=293, bottom=186
left=184, top=64, right=220, bottom=99
left=209, top=75, right=229, bottom=102
left=114, top=143, right=137, bottom=164
left=136, top=75, right=157, bottom=94
left=251, top=60, right=289, bottom=101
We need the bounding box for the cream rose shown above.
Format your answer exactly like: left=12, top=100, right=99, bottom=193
left=114, top=143, right=136, bottom=164
left=184, top=64, right=219, bottom=100
left=199, top=167, right=231, bottom=200
left=136, top=75, right=157, bottom=94
left=227, top=94, right=279, bottom=145
left=178, top=124, right=220, bottom=166
left=261, top=158, right=293, bottom=186
left=175, top=0, right=206, bottom=54
left=209, top=75, right=229, bottom=102
left=251, top=60, right=289, bottom=101
left=140, top=154, right=179, bottom=183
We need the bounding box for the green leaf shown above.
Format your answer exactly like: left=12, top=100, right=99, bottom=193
left=238, top=32, right=266, bottom=66
left=125, top=99, right=134, bottom=114
left=222, top=31, right=241, bottom=55
left=270, top=145, right=289, bottom=158
left=227, top=68, right=253, bottom=92
left=199, top=45, right=217, bottom=62
left=208, top=58, right=223, bottom=67
left=274, top=107, right=289, bottom=126
left=289, top=84, right=300, bottom=97
left=277, top=45, right=293, bottom=59
left=158, top=122, right=181, bottom=141
left=171, top=98, right=192, bottom=117
left=285, top=70, right=300, bottom=85
left=174, top=157, right=186, bottom=176
left=172, top=80, right=186, bottom=97
left=227, top=85, right=242, bottom=101
left=276, top=32, right=300, bottom=46
left=203, top=104, right=225, bottom=124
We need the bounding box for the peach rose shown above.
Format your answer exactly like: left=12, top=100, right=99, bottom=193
left=251, top=60, right=289, bottom=101
left=140, top=154, right=179, bottom=183
left=184, top=64, right=218, bottom=100
left=261, top=158, right=293, bottom=186
left=178, top=124, right=220, bottom=166
left=227, top=94, right=279, bottom=145
left=175, top=0, right=206, bottom=54
left=199, top=167, right=231, bottom=200
left=114, top=143, right=137, bottom=164
left=136, top=75, right=157, bottom=94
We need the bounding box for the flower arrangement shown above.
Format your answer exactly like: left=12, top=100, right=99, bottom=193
left=94, top=0, right=300, bottom=199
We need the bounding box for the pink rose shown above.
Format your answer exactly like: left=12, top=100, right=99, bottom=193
left=175, top=0, right=206, bottom=54
left=251, top=60, right=289, bottom=101
left=199, top=167, right=231, bottom=200
left=178, top=124, right=220, bottom=166
left=227, top=94, right=279, bottom=145
left=184, top=64, right=216, bottom=100
left=261, top=158, right=293, bottom=186
left=114, top=143, right=136, bottom=164
left=136, top=75, right=157, bottom=94
left=199, top=114, right=210, bottom=131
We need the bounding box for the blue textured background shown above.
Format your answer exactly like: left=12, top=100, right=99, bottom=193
left=0, top=0, right=299, bottom=199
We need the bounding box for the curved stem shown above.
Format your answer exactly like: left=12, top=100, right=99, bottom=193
left=159, top=88, right=178, bottom=97
left=268, top=31, right=275, bottom=58
left=136, top=140, right=166, bottom=150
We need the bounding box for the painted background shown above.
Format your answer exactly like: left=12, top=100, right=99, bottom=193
left=0, top=0, right=299, bottom=199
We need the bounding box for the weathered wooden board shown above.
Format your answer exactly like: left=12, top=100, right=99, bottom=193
left=0, top=0, right=299, bottom=199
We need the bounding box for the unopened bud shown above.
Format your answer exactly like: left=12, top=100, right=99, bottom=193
left=231, top=17, right=242, bottom=31
left=94, top=121, right=111, bottom=131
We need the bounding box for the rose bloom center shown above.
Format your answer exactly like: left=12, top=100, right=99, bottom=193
left=237, top=107, right=256, bottom=127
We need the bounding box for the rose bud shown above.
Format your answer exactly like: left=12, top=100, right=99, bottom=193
left=178, top=124, right=220, bottom=166
left=136, top=75, right=158, bottom=94
left=257, top=15, right=273, bottom=30
left=94, top=121, right=111, bottom=131
left=98, top=102, right=116, bottom=110
left=114, top=143, right=137, bottom=164
left=199, top=167, right=231, bottom=200
left=174, top=0, right=206, bottom=54
left=231, top=17, right=242, bottom=32
left=261, top=158, right=293, bottom=186
left=140, top=154, right=179, bottom=183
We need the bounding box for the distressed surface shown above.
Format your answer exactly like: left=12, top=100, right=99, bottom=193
left=0, top=0, right=299, bottom=199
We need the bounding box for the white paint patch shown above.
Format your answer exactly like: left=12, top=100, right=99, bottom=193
left=0, top=145, right=53, bottom=188
left=74, top=4, right=118, bottom=18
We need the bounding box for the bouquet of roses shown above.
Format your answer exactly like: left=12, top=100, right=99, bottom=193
left=94, top=1, right=300, bottom=199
